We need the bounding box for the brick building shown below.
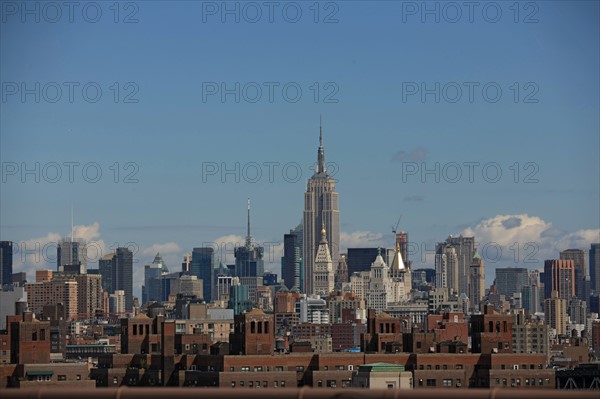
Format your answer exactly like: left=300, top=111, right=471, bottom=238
left=230, top=309, right=274, bottom=355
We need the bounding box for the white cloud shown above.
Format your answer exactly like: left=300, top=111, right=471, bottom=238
left=141, top=242, right=182, bottom=257
left=462, top=214, right=600, bottom=265
left=340, top=230, right=388, bottom=251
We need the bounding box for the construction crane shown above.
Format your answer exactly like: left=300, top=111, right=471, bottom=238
left=392, top=216, right=402, bottom=235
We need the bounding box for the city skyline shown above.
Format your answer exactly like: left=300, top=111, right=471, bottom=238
left=1, top=2, right=599, bottom=301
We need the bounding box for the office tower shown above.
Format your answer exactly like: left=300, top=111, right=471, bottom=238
left=0, top=241, right=13, bottom=287
left=435, top=236, right=475, bottom=296
left=143, top=253, right=167, bottom=304
left=109, top=290, right=126, bottom=315
left=522, top=270, right=543, bottom=314
left=568, top=297, right=587, bottom=325
left=99, top=253, right=115, bottom=294
left=57, top=238, right=86, bottom=274
left=313, top=225, right=335, bottom=296
left=390, top=241, right=411, bottom=303
left=303, top=120, right=340, bottom=295
left=346, top=248, right=391, bottom=275
left=395, top=231, right=411, bottom=269
left=468, top=253, right=485, bottom=313
left=71, top=273, right=104, bottom=318
left=191, top=247, right=214, bottom=302
left=114, top=247, right=133, bottom=311
left=560, top=249, right=587, bottom=300
left=590, top=243, right=600, bottom=294
left=283, top=224, right=302, bottom=290
left=334, top=255, right=349, bottom=290
left=435, top=245, right=458, bottom=294
left=495, top=267, right=529, bottom=298
left=234, top=199, right=265, bottom=302
left=545, top=291, right=567, bottom=336
left=544, top=259, right=575, bottom=300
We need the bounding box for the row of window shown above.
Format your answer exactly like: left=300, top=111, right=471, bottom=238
left=417, top=364, right=463, bottom=370
left=493, top=378, right=550, bottom=387
left=315, top=379, right=351, bottom=388
left=231, top=380, right=286, bottom=388
left=418, top=378, right=461, bottom=387
left=232, top=365, right=351, bottom=372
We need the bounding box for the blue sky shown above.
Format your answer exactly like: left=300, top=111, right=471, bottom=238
left=1, top=1, right=599, bottom=298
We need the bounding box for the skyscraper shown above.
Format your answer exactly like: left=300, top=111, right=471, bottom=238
left=303, top=120, right=340, bottom=295
left=282, top=224, right=302, bottom=290
left=234, top=199, right=265, bottom=304
left=589, top=243, right=600, bottom=294
left=57, top=238, right=87, bottom=274
left=395, top=231, right=411, bottom=269
left=544, top=259, right=575, bottom=300
left=468, top=253, right=485, bottom=313
left=313, top=225, right=335, bottom=296
left=544, top=291, right=567, bottom=336
left=99, top=253, right=115, bottom=294
left=0, top=241, right=13, bottom=287
left=560, top=249, right=586, bottom=300
left=435, top=245, right=458, bottom=294
left=115, top=247, right=133, bottom=311
left=191, top=247, right=214, bottom=302
left=495, top=267, right=529, bottom=298
left=435, top=236, right=475, bottom=296
left=143, top=253, right=167, bottom=304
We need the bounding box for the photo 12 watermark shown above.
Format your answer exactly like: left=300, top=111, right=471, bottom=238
left=1, top=1, right=140, bottom=24
left=201, top=161, right=339, bottom=183
left=201, top=81, right=339, bottom=104
left=400, top=161, right=539, bottom=184
left=1, top=82, right=140, bottom=104
left=12, top=240, right=140, bottom=265
left=399, top=1, right=540, bottom=24
left=401, top=81, right=540, bottom=104
left=1, top=161, right=140, bottom=183
left=201, top=1, right=339, bottom=24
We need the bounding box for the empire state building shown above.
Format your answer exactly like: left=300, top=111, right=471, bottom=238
left=303, top=120, right=340, bottom=296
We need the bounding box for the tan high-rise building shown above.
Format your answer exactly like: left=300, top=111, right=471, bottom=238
left=303, top=120, right=340, bottom=295
left=468, top=253, right=485, bottom=313
left=72, top=274, right=105, bottom=319
left=559, top=249, right=586, bottom=300
left=25, top=278, right=78, bottom=320
left=544, top=290, right=567, bottom=336
left=544, top=259, right=575, bottom=300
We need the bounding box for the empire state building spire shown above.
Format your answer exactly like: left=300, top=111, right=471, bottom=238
left=246, top=197, right=252, bottom=247
left=316, top=116, right=327, bottom=175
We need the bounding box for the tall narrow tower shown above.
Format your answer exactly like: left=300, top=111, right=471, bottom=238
left=303, top=119, right=340, bottom=295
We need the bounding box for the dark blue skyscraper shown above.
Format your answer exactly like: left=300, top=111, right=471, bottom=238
left=0, top=241, right=13, bottom=287
left=115, top=247, right=133, bottom=311
left=234, top=199, right=264, bottom=278
left=191, top=247, right=214, bottom=302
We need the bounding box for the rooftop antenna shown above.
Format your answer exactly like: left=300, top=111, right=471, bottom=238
left=71, top=205, right=74, bottom=242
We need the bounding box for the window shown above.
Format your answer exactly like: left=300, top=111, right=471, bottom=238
left=32, top=331, right=37, bottom=341
left=281, top=381, right=285, bottom=387
left=442, top=365, right=447, bottom=370
left=58, top=375, right=67, bottom=381
left=113, top=377, right=118, bottom=384
left=241, top=366, right=250, bottom=372
left=456, top=379, right=461, bottom=387
left=240, top=381, right=244, bottom=387
left=296, top=366, right=304, bottom=372
left=255, top=381, right=260, bottom=388
left=249, top=381, right=254, bottom=388
left=40, top=329, right=46, bottom=340
left=275, top=366, right=284, bottom=372
left=263, top=381, right=268, bottom=388
left=387, top=383, right=394, bottom=389
left=229, top=367, right=235, bottom=371
left=231, top=381, right=236, bottom=387
left=336, top=365, right=344, bottom=370
left=455, top=364, right=463, bottom=369
left=426, top=379, right=436, bottom=387
left=418, top=379, right=423, bottom=387
left=273, top=381, right=278, bottom=388
left=76, top=375, right=81, bottom=381
left=317, top=380, right=323, bottom=387
left=251, top=322, right=256, bottom=334
left=342, top=380, right=351, bottom=388
left=443, top=379, right=452, bottom=387
left=327, top=380, right=336, bottom=388
left=254, top=366, right=262, bottom=372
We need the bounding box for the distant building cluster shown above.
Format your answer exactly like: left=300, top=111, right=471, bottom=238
left=1, top=127, right=599, bottom=390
